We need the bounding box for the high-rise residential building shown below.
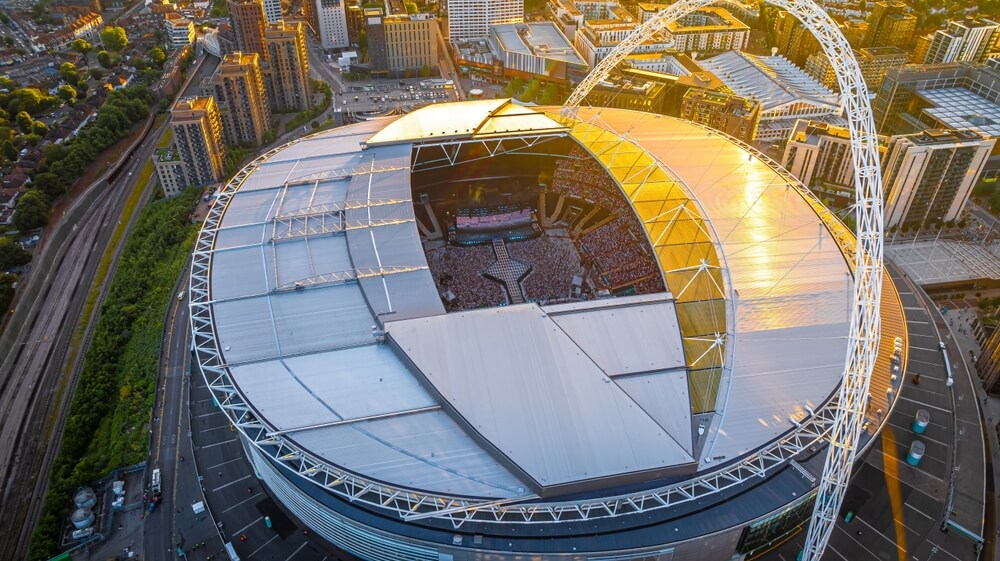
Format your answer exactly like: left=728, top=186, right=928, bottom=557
left=152, top=147, right=187, bottom=197
left=366, top=12, right=440, bottom=77
left=680, top=89, right=761, bottom=144
left=171, top=97, right=226, bottom=187
left=262, top=0, right=282, bottom=23
left=882, top=129, right=995, bottom=228
left=165, top=12, right=195, bottom=49
left=573, top=19, right=673, bottom=67
left=863, top=1, right=916, bottom=48
left=976, top=327, right=1000, bottom=393
left=924, top=18, right=1000, bottom=65
left=314, top=0, right=349, bottom=48
left=448, top=0, right=522, bottom=42
left=587, top=70, right=670, bottom=114
left=838, top=19, right=868, bottom=47
left=228, top=0, right=268, bottom=60
left=212, top=52, right=271, bottom=147
left=264, top=21, right=314, bottom=111
left=911, top=33, right=933, bottom=63
left=781, top=120, right=870, bottom=208
left=773, top=8, right=820, bottom=66
left=805, top=46, right=908, bottom=92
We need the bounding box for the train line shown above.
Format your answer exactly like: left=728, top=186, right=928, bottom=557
left=0, top=120, right=165, bottom=561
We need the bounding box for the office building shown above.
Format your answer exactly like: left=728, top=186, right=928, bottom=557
left=661, top=7, right=749, bottom=54
left=863, top=0, right=915, bottom=48
left=152, top=147, right=187, bottom=197
left=805, top=46, right=908, bottom=91
left=165, top=12, right=195, bottom=49
left=366, top=12, right=440, bottom=77
left=977, top=326, right=1000, bottom=393
left=924, top=18, right=1000, bottom=65
left=171, top=97, right=226, bottom=187
left=448, top=0, right=522, bottom=42
left=262, top=0, right=282, bottom=23
left=314, top=0, right=349, bottom=48
left=873, top=64, right=1000, bottom=141
left=573, top=19, right=673, bottom=67
left=586, top=69, right=670, bottom=113
left=781, top=120, right=867, bottom=208
left=773, top=8, right=819, bottom=66
left=228, top=0, right=268, bottom=60
left=699, top=51, right=842, bottom=142
left=212, top=52, right=272, bottom=147
left=488, top=23, right=585, bottom=82
left=883, top=129, right=995, bottom=228
left=680, top=88, right=761, bottom=144
left=265, top=21, right=314, bottom=111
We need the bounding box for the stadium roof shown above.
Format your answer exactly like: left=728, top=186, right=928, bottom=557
left=698, top=51, right=841, bottom=113
left=202, top=101, right=853, bottom=500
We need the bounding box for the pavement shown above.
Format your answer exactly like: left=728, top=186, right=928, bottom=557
left=142, top=282, right=333, bottom=561
left=763, top=264, right=993, bottom=561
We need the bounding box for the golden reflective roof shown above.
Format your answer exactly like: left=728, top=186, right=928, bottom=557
left=366, top=99, right=566, bottom=146
left=545, top=109, right=728, bottom=415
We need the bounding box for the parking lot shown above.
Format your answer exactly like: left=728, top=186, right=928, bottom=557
left=334, top=78, right=460, bottom=116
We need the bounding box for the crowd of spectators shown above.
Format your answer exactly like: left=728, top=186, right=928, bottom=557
left=506, top=236, right=584, bottom=303
left=425, top=244, right=507, bottom=310
left=550, top=146, right=628, bottom=213
left=579, top=216, right=663, bottom=292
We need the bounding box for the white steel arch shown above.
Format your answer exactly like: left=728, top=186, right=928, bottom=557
left=565, top=2, right=884, bottom=559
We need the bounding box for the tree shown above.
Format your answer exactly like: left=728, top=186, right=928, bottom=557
left=30, top=120, right=47, bottom=136
left=89, top=68, right=104, bottom=80
left=15, top=110, right=32, bottom=132
left=0, top=237, right=31, bottom=270
left=148, top=47, right=167, bottom=66
left=12, top=189, right=49, bottom=231
left=71, top=38, right=92, bottom=55
left=97, top=50, right=112, bottom=68
left=0, top=139, right=15, bottom=161
left=59, top=62, right=78, bottom=84
left=405, top=1, right=417, bottom=13
left=419, top=63, right=431, bottom=78
left=100, top=26, right=128, bottom=52
left=57, top=83, right=77, bottom=103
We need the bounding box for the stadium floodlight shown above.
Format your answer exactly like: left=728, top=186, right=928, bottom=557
left=565, top=1, right=885, bottom=559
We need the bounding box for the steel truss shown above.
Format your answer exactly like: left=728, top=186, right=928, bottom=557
left=189, top=129, right=883, bottom=532
left=565, top=2, right=884, bottom=558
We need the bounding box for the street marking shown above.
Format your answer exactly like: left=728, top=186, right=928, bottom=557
left=232, top=515, right=264, bottom=537
left=198, top=437, right=238, bottom=449
left=212, top=473, right=251, bottom=493
left=207, top=457, right=244, bottom=470
left=222, top=492, right=261, bottom=513
left=193, top=410, right=224, bottom=419
left=200, top=424, right=232, bottom=434
left=246, top=534, right=278, bottom=559
left=283, top=541, right=309, bottom=561
left=897, top=396, right=951, bottom=414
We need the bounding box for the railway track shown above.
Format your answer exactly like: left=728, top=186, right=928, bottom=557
left=0, top=120, right=164, bottom=561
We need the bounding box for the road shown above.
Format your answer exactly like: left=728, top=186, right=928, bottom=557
left=0, top=117, right=167, bottom=561
left=968, top=201, right=1000, bottom=232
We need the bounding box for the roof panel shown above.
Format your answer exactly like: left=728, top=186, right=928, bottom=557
left=289, top=411, right=528, bottom=498
left=386, top=304, right=696, bottom=492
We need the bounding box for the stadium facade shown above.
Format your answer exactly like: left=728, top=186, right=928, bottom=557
left=190, top=100, right=908, bottom=561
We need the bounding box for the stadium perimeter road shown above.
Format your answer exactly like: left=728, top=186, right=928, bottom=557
left=144, top=286, right=350, bottom=561
left=764, top=264, right=992, bottom=561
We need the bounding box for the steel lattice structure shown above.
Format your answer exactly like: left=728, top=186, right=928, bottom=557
left=189, top=122, right=883, bottom=532
left=564, top=1, right=884, bottom=559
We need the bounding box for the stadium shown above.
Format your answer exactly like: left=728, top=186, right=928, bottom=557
left=189, top=99, right=908, bottom=561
